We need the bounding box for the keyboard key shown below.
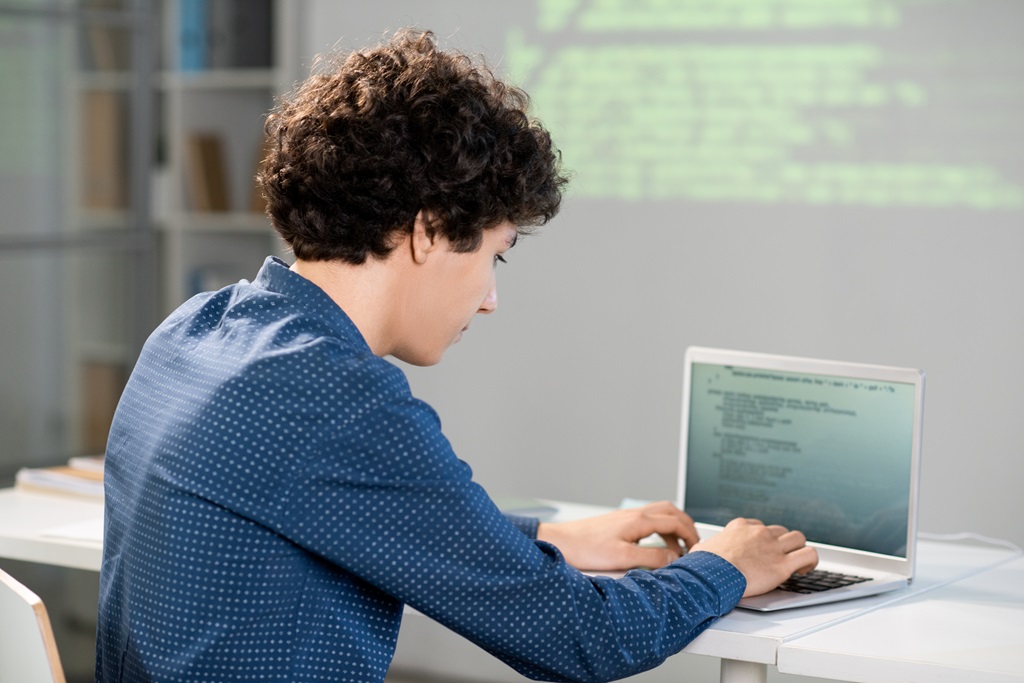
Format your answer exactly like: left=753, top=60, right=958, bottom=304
left=777, top=569, right=869, bottom=593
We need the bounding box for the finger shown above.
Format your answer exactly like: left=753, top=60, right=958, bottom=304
left=765, top=524, right=790, bottom=538
left=626, top=543, right=682, bottom=570
left=638, top=501, right=697, bottom=531
left=655, top=514, right=699, bottom=550
left=632, top=512, right=700, bottom=550
left=777, top=529, right=808, bottom=551
left=638, top=500, right=678, bottom=513
left=657, top=535, right=689, bottom=561
left=786, top=546, right=819, bottom=575
left=640, top=501, right=694, bottom=524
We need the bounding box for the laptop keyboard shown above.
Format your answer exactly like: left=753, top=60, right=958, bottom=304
left=776, top=569, right=871, bottom=594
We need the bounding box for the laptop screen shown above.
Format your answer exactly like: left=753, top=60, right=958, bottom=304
left=683, top=358, right=918, bottom=559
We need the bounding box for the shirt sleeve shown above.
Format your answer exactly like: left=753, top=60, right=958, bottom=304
left=276, top=393, right=745, bottom=683
left=503, top=513, right=540, bottom=539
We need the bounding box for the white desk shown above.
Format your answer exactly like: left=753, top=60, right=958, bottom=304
left=0, top=489, right=103, bottom=571
left=526, top=502, right=1022, bottom=683
left=692, top=539, right=1020, bottom=683
left=777, top=553, right=1024, bottom=682
left=1, top=491, right=1019, bottom=682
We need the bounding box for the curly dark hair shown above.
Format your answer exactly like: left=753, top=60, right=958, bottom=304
left=256, top=29, right=569, bottom=263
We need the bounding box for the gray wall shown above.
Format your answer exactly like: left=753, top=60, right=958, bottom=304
left=300, top=1, right=1024, bottom=551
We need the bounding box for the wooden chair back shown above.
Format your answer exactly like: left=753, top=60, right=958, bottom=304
left=0, top=567, right=66, bottom=683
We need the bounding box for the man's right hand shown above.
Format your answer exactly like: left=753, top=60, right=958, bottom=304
left=691, top=518, right=819, bottom=597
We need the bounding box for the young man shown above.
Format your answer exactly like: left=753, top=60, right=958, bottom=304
left=96, top=29, right=815, bottom=682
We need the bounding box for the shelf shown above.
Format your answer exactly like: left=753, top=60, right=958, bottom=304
left=76, top=71, right=134, bottom=90
left=161, top=211, right=274, bottom=234
left=160, top=68, right=280, bottom=91
left=76, top=210, right=134, bottom=231
left=77, top=341, right=133, bottom=365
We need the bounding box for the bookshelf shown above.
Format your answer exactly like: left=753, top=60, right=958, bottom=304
left=59, top=0, right=300, bottom=464
left=0, top=1, right=299, bottom=473
left=156, top=0, right=299, bottom=310
left=68, top=2, right=152, bottom=465
left=0, top=4, right=298, bottom=678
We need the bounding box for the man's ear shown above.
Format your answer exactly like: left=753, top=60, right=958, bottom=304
left=410, top=210, right=441, bottom=265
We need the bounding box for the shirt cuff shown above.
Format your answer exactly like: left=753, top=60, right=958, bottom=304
left=503, top=513, right=540, bottom=539
left=670, top=550, right=747, bottom=614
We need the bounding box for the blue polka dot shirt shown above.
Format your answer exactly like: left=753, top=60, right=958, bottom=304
left=96, top=256, right=745, bottom=683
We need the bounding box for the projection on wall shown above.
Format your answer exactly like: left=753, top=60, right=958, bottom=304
left=505, top=0, right=1024, bottom=209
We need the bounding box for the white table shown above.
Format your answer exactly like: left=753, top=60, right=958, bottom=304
left=519, top=502, right=1022, bottom=683
left=1, top=490, right=1019, bottom=682
left=0, top=489, right=103, bottom=571
left=777, top=553, right=1024, bottom=682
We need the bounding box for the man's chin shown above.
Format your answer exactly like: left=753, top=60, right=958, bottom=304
left=391, top=347, right=446, bottom=367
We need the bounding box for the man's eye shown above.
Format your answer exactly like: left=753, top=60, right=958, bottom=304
left=494, top=254, right=508, bottom=266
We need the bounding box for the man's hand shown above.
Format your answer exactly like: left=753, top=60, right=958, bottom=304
left=691, top=518, right=819, bottom=597
left=536, top=501, right=699, bottom=572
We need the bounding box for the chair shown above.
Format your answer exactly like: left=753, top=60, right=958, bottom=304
left=0, top=567, right=66, bottom=683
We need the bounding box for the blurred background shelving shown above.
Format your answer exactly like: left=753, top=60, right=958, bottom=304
left=0, top=2, right=299, bottom=678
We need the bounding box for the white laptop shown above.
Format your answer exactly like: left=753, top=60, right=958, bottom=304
left=677, top=347, right=925, bottom=611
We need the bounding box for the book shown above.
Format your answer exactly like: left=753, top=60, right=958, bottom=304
left=180, top=0, right=273, bottom=72
left=81, top=360, right=127, bottom=455
left=184, top=133, right=231, bottom=212
left=249, top=133, right=272, bottom=214
left=187, top=264, right=240, bottom=295
left=76, top=0, right=131, bottom=71
left=179, top=0, right=207, bottom=71
left=84, top=0, right=131, bottom=71
left=68, top=455, right=106, bottom=474
left=84, top=24, right=130, bottom=71
left=207, top=0, right=273, bottom=70
left=80, top=91, right=128, bottom=209
left=493, top=496, right=559, bottom=520
left=16, top=461, right=104, bottom=500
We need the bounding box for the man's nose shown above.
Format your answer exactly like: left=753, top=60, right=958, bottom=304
left=478, top=286, right=498, bottom=314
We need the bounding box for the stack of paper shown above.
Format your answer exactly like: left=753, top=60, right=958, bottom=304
left=15, top=456, right=105, bottom=499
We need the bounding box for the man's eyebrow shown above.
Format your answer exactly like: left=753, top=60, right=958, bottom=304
left=506, top=233, right=519, bottom=249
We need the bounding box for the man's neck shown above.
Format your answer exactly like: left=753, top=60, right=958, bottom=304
left=289, top=257, right=405, bottom=357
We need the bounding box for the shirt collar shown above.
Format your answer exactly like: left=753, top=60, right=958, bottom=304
left=252, top=255, right=373, bottom=355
